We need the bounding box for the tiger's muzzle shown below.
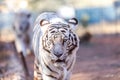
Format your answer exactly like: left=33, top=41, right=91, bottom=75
left=52, top=34, right=64, bottom=58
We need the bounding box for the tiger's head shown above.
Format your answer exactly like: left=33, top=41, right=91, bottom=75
left=13, top=10, right=31, bottom=33
left=33, top=12, right=79, bottom=65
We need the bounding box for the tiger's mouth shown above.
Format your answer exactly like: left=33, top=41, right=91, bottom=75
left=55, top=59, right=65, bottom=63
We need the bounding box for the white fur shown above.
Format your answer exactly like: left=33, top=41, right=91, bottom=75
left=13, top=11, right=33, bottom=56
left=33, top=12, right=79, bottom=80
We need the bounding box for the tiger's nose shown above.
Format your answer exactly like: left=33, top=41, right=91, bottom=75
left=54, top=52, right=63, bottom=57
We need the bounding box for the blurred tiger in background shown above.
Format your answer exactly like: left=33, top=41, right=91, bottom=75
left=13, top=10, right=33, bottom=76
left=13, top=10, right=33, bottom=57
left=32, top=12, right=79, bottom=80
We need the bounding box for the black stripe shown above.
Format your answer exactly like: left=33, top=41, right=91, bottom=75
left=37, top=71, right=42, bottom=75
left=73, top=34, right=77, bottom=42
left=46, top=74, right=57, bottom=79
left=67, top=58, right=74, bottom=71
left=42, top=39, right=51, bottom=53
left=35, top=63, right=39, bottom=70
left=49, top=27, right=55, bottom=31
left=63, top=27, right=68, bottom=30
left=43, top=46, right=51, bottom=53
left=34, top=60, right=42, bottom=75
left=43, top=58, right=57, bottom=74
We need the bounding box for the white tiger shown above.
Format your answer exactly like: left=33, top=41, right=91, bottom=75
left=32, top=12, right=79, bottom=80
left=13, top=10, right=33, bottom=56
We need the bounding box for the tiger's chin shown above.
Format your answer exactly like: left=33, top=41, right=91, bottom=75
left=53, top=59, right=66, bottom=68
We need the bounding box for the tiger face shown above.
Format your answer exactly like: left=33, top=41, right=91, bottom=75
left=40, top=18, right=79, bottom=64
left=13, top=11, right=31, bottom=34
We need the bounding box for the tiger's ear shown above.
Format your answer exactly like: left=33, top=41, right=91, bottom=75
left=68, top=18, right=78, bottom=25
left=68, top=18, right=78, bottom=30
left=40, top=19, right=50, bottom=26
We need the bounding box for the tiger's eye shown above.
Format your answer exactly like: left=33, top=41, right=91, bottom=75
left=51, top=31, right=55, bottom=33
left=61, top=30, right=66, bottom=33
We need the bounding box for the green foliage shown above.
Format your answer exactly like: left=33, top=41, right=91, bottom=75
left=80, top=14, right=89, bottom=28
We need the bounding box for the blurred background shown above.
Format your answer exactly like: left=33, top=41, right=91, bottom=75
left=0, top=0, right=120, bottom=80
left=0, top=0, right=120, bottom=41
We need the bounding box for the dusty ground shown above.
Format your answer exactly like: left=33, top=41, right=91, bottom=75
left=0, top=42, right=26, bottom=80
left=0, top=35, right=120, bottom=80
left=71, top=35, right=120, bottom=80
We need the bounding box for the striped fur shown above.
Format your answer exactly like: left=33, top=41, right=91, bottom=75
left=32, top=12, right=79, bottom=80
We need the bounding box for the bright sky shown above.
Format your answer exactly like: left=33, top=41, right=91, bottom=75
left=5, top=0, right=28, bottom=12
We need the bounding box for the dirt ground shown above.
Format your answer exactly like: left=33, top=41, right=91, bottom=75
left=0, top=35, right=120, bottom=80
left=71, top=35, right=120, bottom=80
left=0, top=42, right=27, bottom=80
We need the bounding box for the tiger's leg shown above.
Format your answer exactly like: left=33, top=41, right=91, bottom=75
left=42, top=74, right=57, bottom=80
left=34, top=59, right=43, bottom=80
left=65, top=73, right=71, bottom=80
